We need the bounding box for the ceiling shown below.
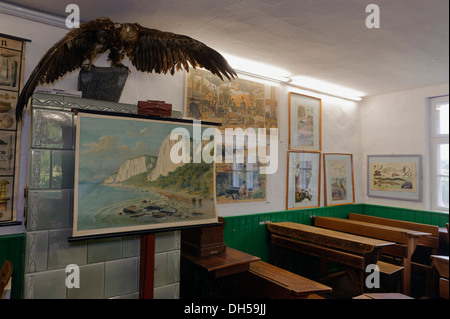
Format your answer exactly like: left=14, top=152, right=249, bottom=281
left=2, top=0, right=449, bottom=98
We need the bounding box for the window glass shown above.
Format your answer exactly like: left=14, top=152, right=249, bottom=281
left=438, top=143, right=449, bottom=175
left=437, top=176, right=449, bottom=209
left=430, top=96, right=449, bottom=211
left=437, top=102, right=449, bottom=134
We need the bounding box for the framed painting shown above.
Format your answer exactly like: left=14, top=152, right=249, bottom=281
left=185, top=68, right=279, bottom=204
left=289, top=92, right=321, bottom=152
left=286, top=151, right=321, bottom=210
left=73, top=112, right=218, bottom=238
left=185, top=68, right=279, bottom=130
left=367, top=154, right=422, bottom=201
left=215, top=161, right=267, bottom=203
left=323, top=153, right=355, bottom=206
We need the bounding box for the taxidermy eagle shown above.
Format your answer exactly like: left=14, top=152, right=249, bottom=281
left=15, top=17, right=237, bottom=121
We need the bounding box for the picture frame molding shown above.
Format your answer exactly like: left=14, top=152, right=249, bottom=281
left=288, top=92, right=322, bottom=152
left=286, top=150, right=321, bottom=210
left=323, top=153, right=355, bottom=206
left=367, top=154, right=423, bottom=202
left=72, top=111, right=220, bottom=238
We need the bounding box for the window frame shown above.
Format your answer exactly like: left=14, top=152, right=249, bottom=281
left=429, top=95, right=449, bottom=212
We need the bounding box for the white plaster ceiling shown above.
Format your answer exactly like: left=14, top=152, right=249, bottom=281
left=2, top=0, right=449, bottom=98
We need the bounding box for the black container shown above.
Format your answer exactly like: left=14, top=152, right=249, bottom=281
left=78, top=65, right=130, bottom=102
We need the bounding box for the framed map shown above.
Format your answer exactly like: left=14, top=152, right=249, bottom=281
left=73, top=112, right=218, bottom=237
left=367, top=154, right=422, bottom=201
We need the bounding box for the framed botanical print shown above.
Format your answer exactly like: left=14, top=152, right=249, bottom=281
left=323, top=153, right=355, bottom=206
left=286, top=151, right=321, bottom=210
left=367, top=154, right=422, bottom=201
left=289, top=92, right=321, bottom=151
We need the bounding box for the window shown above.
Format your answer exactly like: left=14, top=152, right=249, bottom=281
left=429, top=96, right=449, bottom=211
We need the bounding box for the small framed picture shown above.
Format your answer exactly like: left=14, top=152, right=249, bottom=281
left=367, top=154, right=422, bottom=201
left=286, top=151, right=321, bottom=210
left=323, top=153, right=355, bottom=206
left=289, top=92, right=321, bottom=151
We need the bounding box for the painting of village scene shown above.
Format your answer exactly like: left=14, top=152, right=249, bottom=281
left=185, top=69, right=279, bottom=203
left=368, top=155, right=422, bottom=201
left=73, top=113, right=218, bottom=237
left=215, top=147, right=267, bottom=203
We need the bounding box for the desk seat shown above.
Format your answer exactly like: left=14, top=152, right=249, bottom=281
left=235, top=261, right=332, bottom=299
left=353, top=293, right=414, bottom=299
left=377, top=261, right=403, bottom=275
left=431, top=255, right=449, bottom=299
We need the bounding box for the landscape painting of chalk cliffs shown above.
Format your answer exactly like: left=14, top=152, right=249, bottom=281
left=72, top=113, right=217, bottom=237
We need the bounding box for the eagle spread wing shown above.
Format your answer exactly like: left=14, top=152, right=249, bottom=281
left=16, top=17, right=236, bottom=121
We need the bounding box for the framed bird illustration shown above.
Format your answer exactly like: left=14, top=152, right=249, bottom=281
left=15, top=17, right=237, bottom=121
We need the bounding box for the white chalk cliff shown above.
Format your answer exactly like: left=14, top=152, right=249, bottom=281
left=104, top=155, right=157, bottom=184
left=147, top=134, right=185, bottom=182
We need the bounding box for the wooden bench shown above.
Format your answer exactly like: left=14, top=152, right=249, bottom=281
left=431, top=255, right=449, bottom=299
left=0, top=260, right=13, bottom=299
left=348, top=213, right=440, bottom=253
left=313, top=216, right=431, bottom=295
left=234, top=261, right=332, bottom=299
left=267, top=222, right=395, bottom=293
left=348, top=213, right=442, bottom=295
left=353, top=293, right=414, bottom=299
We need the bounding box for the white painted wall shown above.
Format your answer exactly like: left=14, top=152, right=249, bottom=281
left=2, top=12, right=446, bottom=221
left=359, top=83, right=449, bottom=211
left=218, top=85, right=361, bottom=216
left=1, top=13, right=362, bottom=220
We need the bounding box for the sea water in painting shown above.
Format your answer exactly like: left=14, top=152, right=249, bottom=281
left=73, top=113, right=217, bottom=237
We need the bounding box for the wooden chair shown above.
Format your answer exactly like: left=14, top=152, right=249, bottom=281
left=0, top=260, right=13, bottom=299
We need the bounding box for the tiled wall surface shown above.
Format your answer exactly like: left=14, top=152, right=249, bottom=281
left=24, top=94, right=180, bottom=299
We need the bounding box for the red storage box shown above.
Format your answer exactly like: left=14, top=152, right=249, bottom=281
left=138, top=100, right=172, bottom=116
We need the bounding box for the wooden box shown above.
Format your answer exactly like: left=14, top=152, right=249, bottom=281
left=138, top=100, right=172, bottom=117
left=181, top=217, right=226, bottom=257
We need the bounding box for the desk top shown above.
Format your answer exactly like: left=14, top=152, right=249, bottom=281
left=314, top=217, right=431, bottom=245
left=268, top=222, right=394, bottom=254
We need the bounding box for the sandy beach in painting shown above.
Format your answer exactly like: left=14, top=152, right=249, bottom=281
left=77, top=181, right=215, bottom=231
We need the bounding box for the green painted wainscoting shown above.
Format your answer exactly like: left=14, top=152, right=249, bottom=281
left=222, top=204, right=449, bottom=263
left=362, top=204, right=449, bottom=227
left=0, top=233, right=26, bottom=299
